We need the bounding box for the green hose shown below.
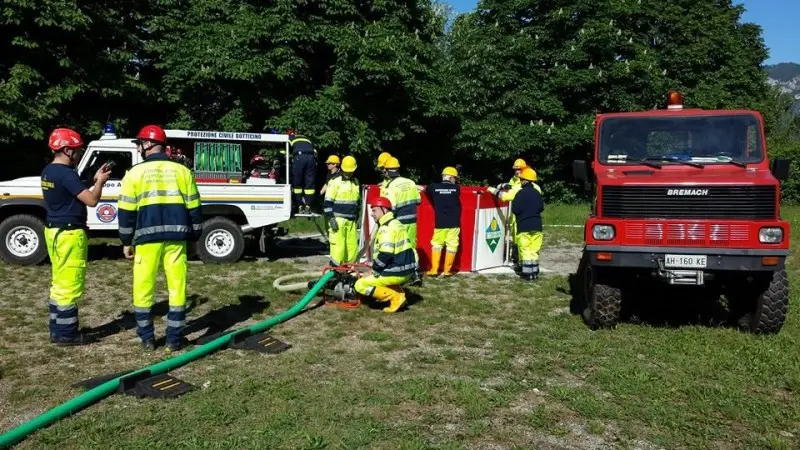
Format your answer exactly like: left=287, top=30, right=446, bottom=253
left=0, top=270, right=335, bottom=449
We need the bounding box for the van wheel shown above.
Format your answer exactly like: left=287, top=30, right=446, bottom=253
left=197, top=217, right=245, bottom=264
left=0, top=215, right=48, bottom=265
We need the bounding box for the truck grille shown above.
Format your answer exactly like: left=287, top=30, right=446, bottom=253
left=625, top=223, right=750, bottom=246
left=601, top=185, right=776, bottom=219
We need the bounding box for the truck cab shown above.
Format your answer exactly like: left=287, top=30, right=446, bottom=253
left=0, top=127, right=300, bottom=265
left=573, top=91, right=792, bottom=333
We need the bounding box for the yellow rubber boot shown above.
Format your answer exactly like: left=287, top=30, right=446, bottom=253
left=426, top=250, right=441, bottom=276
left=371, top=286, right=394, bottom=304
left=442, top=252, right=456, bottom=277
left=383, top=286, right=407, bottom=313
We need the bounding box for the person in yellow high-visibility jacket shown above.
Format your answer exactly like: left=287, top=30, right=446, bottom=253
left=487, top=158, right=541, bottom=271
left=41, top=128, right=112, bottom=346
left=118, top=124, right=203, bottom=352
left=319, top=154, right=341, bottom=197
left=354, top=196, right=417, bottom=313
left=324, top=155, right=360, bottom=265
left=381, top=156, right=423, bottom=285
left=377, top=151, right=392, bottom=197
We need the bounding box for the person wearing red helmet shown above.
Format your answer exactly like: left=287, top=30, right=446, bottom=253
left=41, top=127, right=112, bottom=346
left=118, top=124, right=203, bottom=352
left=352, top=196, right=418, bottom=313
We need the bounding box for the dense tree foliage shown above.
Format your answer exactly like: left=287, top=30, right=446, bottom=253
left=1, top=0, right=798, bottom=199
left=445, top=0, right=775, bottom=199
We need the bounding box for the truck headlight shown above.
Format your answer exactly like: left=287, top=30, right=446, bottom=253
left=759, top=227, right=783, bottom=244
left=592, top=224, right=615, bottom=240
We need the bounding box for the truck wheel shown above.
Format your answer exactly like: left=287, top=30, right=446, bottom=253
left=735, top=269, right=789, bottom=334
left=0, top=215, right=48, bottom=265
left=584, top=263, right=622, bottom=329
left=197, top=217, right=245, bottom=264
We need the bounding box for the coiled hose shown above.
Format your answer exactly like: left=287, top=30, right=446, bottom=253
left=0, top=270, right=336, bottom=449
left=272, top=272, right=324, bottom=292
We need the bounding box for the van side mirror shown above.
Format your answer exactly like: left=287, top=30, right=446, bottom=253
left=771, top=158, right=790, bottom=181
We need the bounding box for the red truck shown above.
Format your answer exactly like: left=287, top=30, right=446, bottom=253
left=572, top=91, right=792, bottom=333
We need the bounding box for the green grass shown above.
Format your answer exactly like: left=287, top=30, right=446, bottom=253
left=0, top=203, right=798, bottom=449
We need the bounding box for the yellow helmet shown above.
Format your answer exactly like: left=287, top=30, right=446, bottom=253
left=384, top=156, right=400, bottom=170
left=519, top=167, right=537, bottom=181
left=341, top=155, right=357, bottom=172
left=377, top=152, right=392, bottom=168
left=513, top=158, right=527, bottom=169
left=325, top=155, right=340, bottom=165
left=442, top=166, right=458, bottom=178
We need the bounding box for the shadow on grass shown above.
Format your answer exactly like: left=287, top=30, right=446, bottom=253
left=258, top=235, right=329, bottom=262
left=362, top=290, right=424, bottom=313
left=82, top=294, right=204, bottom=341
left=184, top=295, right=271, bottom=345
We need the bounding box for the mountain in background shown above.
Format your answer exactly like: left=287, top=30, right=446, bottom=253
left=766, top=62, right=800, bottom=114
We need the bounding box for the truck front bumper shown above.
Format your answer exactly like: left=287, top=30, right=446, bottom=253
left=585, top=245, right=789, bottom=272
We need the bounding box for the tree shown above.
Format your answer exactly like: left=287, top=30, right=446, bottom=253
left=446, top=0, right=771, bottom=201
left=145, top=0, right=445, bottom=181
left=0, top=0, right=152, bottom=177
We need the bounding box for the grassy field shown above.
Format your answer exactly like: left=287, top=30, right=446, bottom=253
left=0, top=204, right=798, bottom=449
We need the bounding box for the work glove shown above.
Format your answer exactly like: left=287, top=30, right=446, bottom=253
left=328, top=217, right=339, bottom=232
left=497, top=183, right=511, bottom=190
left=487, top=187, right=497, bottom=195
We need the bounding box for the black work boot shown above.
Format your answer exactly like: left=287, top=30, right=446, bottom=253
left=409, top=269, right=423, bottom=286
left=141, top=339, right=157, bottom=351
left=166, top=338, right=189, bottom=353
left=52, top=334, right=92, bottom=347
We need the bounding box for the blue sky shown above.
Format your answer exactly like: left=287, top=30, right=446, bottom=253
left=445, top=0, right=797, bottom=65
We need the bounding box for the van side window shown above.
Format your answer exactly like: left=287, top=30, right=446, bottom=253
left=81, top=151, right=133, bottom=182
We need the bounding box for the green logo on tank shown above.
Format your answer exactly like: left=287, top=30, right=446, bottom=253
left=485, top=217, right=502, bottom=253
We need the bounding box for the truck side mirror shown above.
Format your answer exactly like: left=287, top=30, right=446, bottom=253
left=572, top=160, right=592, bottom=192
left=771, top=158, right=790, bottom=181
left=572, top=160, right=588, bottom=182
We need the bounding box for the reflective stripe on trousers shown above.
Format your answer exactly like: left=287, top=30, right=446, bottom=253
left=516, top=231, right=544, bottom=273
left=44, top=227, right=87, bottom=339
left=328, top=217, right=358, bottom=265
left=133, top=241, right=187, bottom=344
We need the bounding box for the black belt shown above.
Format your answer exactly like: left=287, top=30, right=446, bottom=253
left=46, top=223, right=87, bottom=231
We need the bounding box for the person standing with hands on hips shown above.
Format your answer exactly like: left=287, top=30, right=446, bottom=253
left=118, top=125, right=203, bottom=352
left=41, top=128, right=112, bottom=346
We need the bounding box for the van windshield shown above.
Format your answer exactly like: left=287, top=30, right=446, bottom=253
left=598, top=114, right=764, bottom=165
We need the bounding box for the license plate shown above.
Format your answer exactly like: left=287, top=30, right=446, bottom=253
left=664, top=254, right=707, bottom=269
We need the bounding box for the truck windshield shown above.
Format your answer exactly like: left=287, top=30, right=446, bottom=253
left=598, top=114, right=764, bottom=166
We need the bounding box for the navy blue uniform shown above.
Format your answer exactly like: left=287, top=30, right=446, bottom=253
left=511, top=183, right=544, bottom=280
left=289, top=135, right=317, bottom=209
left=41, top=163, right=88, bottom=227
left=426, top=182, right=461, bottom=228
left=41, top=163, right=90, bottom=340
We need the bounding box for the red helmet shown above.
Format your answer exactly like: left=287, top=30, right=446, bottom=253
left=370, top=197, right=393, bottom=209
left=134, top=125, right=167, bottom=144
left=48, top=128, right=84, bottom=152
left=286, top=128, right=296, bottom=137
left=250, top=154, right=266, bottom=164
